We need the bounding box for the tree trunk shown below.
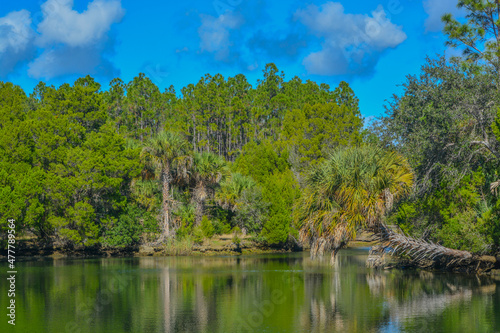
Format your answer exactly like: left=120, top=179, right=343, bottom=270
left=371, top=224, right=496, bottom=273
left=159, top=165, right=172, bottom=242
left=193, top=182, right=206, bottom=226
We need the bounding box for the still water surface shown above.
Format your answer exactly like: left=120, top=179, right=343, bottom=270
left=1, top=248, right=500, bottom=333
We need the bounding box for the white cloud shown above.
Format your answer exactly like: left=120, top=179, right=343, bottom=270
left=0, top=10, right=36, bottom=76
left=28, top=45, right=119, bottom=79
left=37, top=0, right=124, bottom=47
left=27, top=0, right=124, bottom=79
left=423, top=0, right=465, bottom=32
left=198, top=12, right=242, bottom=61
left=295, top=2, right=406, bottom=76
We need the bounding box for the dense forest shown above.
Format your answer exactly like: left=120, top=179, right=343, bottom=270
left=1, top=2, right=500, bottom=257
left=0, top=64, right=362, bottom=249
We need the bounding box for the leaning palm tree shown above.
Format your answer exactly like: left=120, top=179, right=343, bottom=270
left=191, top=152, right=229, bottom=225
left=295, top=145, right=478, bottom=269
left=296, top=145, right=413, bottom=261
left=140, top=131, right=191, bottom=241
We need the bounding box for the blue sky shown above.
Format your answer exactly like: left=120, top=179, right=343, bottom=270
left=0, top=0, right=465, bottom=119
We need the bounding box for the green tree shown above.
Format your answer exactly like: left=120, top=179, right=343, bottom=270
left=377, top=56, right=500, bottom=251
left=380, top=56, right=499, bottom=193
left=282, top=102, right=362, bottom=170
left=140, top=131, right=191, bottom=241
left=234, top=140, right=299, bottom=243
left=442, top=0, right=500, bottom=83
left=295, top=145, right=413, bottom=260
left=260, top=170, right=300, bottom=245
left=191, top=152, right=228, bottom=225
left=216, top=172, right=257, bottom=212
left=125, top=73, right=163, bottom=141
left=216, top=172, right=266, bottom=233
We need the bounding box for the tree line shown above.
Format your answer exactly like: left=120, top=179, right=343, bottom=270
left=0, top=64, right=363, bottom=248
left=1, top=1, right=500, bottom=258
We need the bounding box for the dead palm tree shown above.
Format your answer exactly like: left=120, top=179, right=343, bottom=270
left=140, top=131, right=191, bottom=241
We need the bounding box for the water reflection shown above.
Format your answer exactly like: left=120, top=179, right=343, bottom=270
left=0, top=251, right=499, bottom=333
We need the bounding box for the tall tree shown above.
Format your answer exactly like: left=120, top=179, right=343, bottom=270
left=377, top=56, right=500, bottom=251
left=125, top=73, right=163, bottom=141
left=140, top=131, right=191, bottom=241
left=442, top=0, right=500, bottom=85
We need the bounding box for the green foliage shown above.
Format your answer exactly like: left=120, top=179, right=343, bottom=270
left=211, top=218, right=232, bottom=235
left=200, top=216, right=215, bottom=238
left=139, top=130, right=191, bottom=240
left=442, top=0, right=500, bottom=78
left=379, top=54, right=500, bottom=253
left=260, top=170, right=300, bottom=245
left=392, top=202, right=418, bottom=235
left=174, top=204, right=195, bottom=239
left=234, top=140, right=289, bottom=183
left=104, top=204, right=153, bottom=248
left=428, top=172, right=492, bottom=252
left=192, top=151, right=228, bottom=225
left=0, top=68, right=367, bottom=251
left=490, top=199, right=500, bottom=245
left=437, top=210, right=492, bottom=253
left=494, top=107, right=500, bottom=142
left=232, top=226, right=242, bottom=245
left=234, top=141, right=300, bottom=244
left=295, top=145, right=414, bottom=252
left=208, top=207, right=232, bottom=234
left=282, top=102, right=362, bottom=168
left=193, top=226, right=205, bottom=245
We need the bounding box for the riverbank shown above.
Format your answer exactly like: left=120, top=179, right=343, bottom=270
left=0, top=234, right=301, bottom=259
left=1, top=231, right=379, bottom=259
left=4, top=232, right=498, bottom=275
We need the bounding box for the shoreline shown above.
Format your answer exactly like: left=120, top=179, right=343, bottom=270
left=3, top=235, right=498, bottom=276
left=0, top=237, right=303, bottom=260
left=0, top=233, right=378, bottom=259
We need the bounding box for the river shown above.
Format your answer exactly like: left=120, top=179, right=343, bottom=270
left=1, top=248, right=499, bottom=332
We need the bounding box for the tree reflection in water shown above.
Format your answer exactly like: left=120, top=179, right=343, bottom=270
left=2, top=251, right=499, bottom=333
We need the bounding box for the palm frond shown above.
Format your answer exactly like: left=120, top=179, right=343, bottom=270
left=295, top=145, right=414, bottom=259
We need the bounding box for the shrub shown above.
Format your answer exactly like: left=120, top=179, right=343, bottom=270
left=175, top=204, right=195, bottom=239
left=201, top=216, right=215, bottom=238
left=437, top=210, right=492, bottom=253
left=212, top=218, right=231, bottom=235
left=193, top=226, right=204, bottom=245
left=232, top=226, right=242, bottom=245
left=104, top=204, right=146, bottom=248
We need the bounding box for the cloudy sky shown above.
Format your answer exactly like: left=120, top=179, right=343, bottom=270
left=0, top=0, right=465, bottom=118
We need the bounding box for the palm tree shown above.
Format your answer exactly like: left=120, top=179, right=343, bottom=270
left=131, top=179, right=160, bottom=212
left=215, top=172, right=256, bottom=211
left=140, top=131, right=191, bottom=241
left=295, top=145, right=414, bottom=261
left=491, top=179, right=500, bottom=195
left=191, top=152, right=228, bottom=225
left=295, top=145, right=478, bottom=268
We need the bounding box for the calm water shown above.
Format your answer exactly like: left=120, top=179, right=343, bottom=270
left=1, top=248, right=500, bottom=333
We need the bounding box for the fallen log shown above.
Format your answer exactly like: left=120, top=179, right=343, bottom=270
left=370, top=224, right=497, bottom=274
